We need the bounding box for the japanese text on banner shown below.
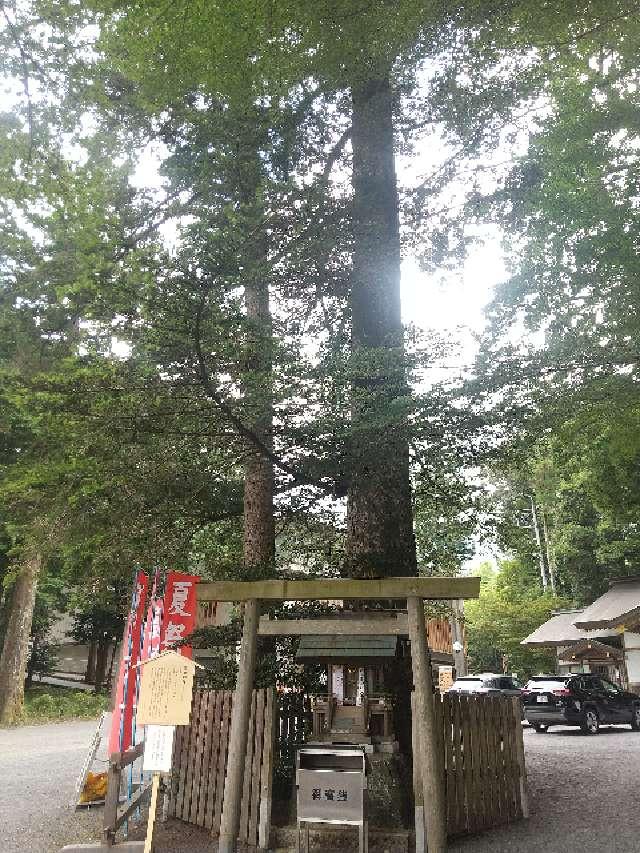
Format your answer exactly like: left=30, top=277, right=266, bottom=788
left=159, top=572, right=199, bottom=659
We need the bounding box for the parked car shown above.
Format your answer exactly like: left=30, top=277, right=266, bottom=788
left=523, top=674, right=640, bottom=734
left=448, top=674, right=523, bottom=697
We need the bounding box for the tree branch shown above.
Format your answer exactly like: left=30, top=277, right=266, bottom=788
left=192, top=288, right=339, bottom=496
left=322, top=126, right=352, bottom=182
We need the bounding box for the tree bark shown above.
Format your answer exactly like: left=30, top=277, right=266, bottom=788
left=542, top=509, right=557, bottom=594
left=346, top=74, right=417, bottom=578
left=529, top=495, right=549, bottom=592
left=106, top=641, right=118, bottom=690
left=243, top=264, right=275, bottom=570
left=236, top=129, right=275, bottom=572
left=94, top=639, right=110, bottom=691
left=0, top=555, right=41, bottom=724
left=85, top=640, right=97, bottom=684
left=450, top=598, right=467, bottom=677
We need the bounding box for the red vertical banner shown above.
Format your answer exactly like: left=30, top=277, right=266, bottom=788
left=141, top=570, right=159, bottom=663
left=159, top=572, right=199, bottom=659
left=108, top=571, right=148, bottom=755
left=108, top=625, right=129, bottom=755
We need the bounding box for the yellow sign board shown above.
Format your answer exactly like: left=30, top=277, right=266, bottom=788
left=136, top=651, right=196, bottom=726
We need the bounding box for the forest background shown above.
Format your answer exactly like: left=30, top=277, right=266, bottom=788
left=1, top=1, right=640, bottom=722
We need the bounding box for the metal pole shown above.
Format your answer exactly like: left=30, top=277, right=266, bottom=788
left=451, top=599, right=467, bottom=677
left=218, top=599, right=259, bottom=853
left=407, top=596, right=447, bottom=853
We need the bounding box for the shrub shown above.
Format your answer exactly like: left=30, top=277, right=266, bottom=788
left=20, top=687, right=109, bottom=724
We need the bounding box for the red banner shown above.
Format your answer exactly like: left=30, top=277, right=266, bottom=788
left=108, top=570, right=148, bottom=755
left=141, top=571, right=162, bottom=663
left=159, top=572, right=199, bottom=659
left=150, top=598, right=164, bottom=658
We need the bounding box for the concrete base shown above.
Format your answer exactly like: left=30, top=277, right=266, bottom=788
left=272, top=824, right=410, bottom=853
left=61, top=843, right=146, bottom=853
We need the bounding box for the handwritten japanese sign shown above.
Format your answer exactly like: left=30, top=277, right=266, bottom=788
left=136, top=651, right=196, bottom=726
left=298, top=771, right=364, bottom=823
left=143, top=724, right=176, bottom=774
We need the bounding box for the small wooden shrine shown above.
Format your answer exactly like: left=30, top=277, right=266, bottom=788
left=296, top=619, right=401, bottom=748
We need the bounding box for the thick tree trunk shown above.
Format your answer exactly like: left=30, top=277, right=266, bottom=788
left=346, top=74, right=417, bottom=579
left=85, top=640, right=97, bottom=684
left=243, top=266, right=275, bottom=570
left=0, top=555, right=41, bottom=724
left=236, top=130, right=275, bottom=572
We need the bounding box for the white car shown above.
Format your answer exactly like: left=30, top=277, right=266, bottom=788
left=448, top=674, right=523, bottom=697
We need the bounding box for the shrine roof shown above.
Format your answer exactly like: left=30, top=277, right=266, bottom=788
left=574, top=577, right=640, bottom=630
left=295, top=634, right=398, bottom=663
left=520, top=609, right=617, bottom=646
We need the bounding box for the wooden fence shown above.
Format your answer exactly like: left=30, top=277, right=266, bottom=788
left=167, top=688, right=276, bottom=849
left=414, top=693, right=527, bottom=838
left=276, top=691, right=311, bottom=767
left=168, top=689, right=524, bottom=845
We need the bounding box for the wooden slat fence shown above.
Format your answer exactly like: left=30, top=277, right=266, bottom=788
left=414, top=693, right=527, bottom=837
left=276, top=691, right=311, bottom=769
left=168, top=688, right=276, bottom=849
left=169, top=689, right=524, bottom=845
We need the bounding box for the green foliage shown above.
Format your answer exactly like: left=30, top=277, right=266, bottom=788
left=452, top=18, right=640, bottom=616
left=12, top=687, right=109, bottom=726
left=465, top=559, right=568, bottom=680
left=3, top=0, right=640, bottom=710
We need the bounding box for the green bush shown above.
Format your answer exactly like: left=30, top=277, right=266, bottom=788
left=21, top=687, right=109, bottom=724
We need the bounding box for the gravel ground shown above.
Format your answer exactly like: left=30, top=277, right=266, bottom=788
left=4, top=720, right=640, bottom=853
left=148, top=725, right=640, bottom=853
left=450, top=724, right=640, bottom=853
left=0, top=719, right=103, bottom=853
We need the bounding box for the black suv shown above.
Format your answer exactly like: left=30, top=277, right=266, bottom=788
left=523, top=674, right=640, bottom=734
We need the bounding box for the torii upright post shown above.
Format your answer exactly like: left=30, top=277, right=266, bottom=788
left=407, top=596, right=446, bottom=853
left=218, top=598, right=259, bottom=853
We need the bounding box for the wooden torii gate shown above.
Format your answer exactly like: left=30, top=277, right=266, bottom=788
left=196, top=576, right=480, bottom=853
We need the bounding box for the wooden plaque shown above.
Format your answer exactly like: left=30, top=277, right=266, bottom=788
left=438, top=665, right=454, bottom=694
left=136, top=651, right=196, bottom=726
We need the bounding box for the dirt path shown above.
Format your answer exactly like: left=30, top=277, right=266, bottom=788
left=149, top=724, right=640, bottom=853
left=0, top=719, right=102, bottom=853
left=6, top=720, right=640, bottom=852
